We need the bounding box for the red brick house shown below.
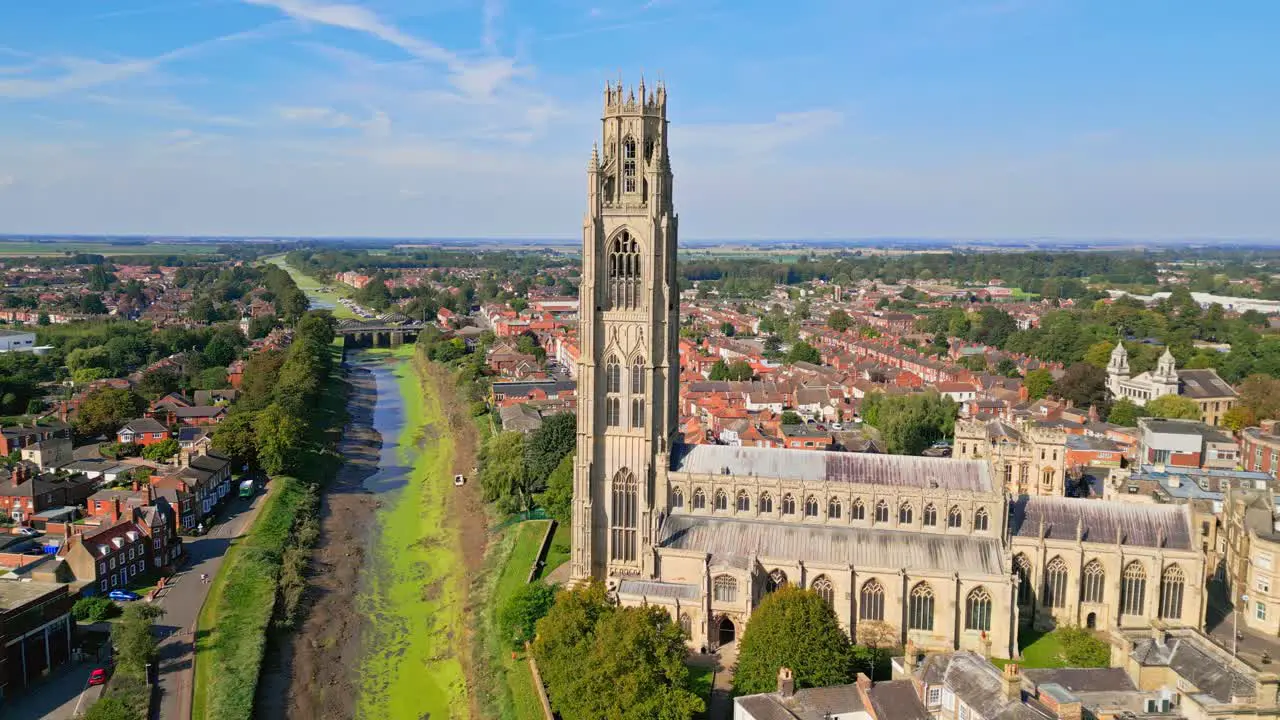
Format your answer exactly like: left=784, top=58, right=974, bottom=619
left=61, top=519, right=152, bottom=595
left=116, top=418, right=172, bottom=447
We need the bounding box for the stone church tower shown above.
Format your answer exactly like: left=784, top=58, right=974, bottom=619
left=571, top=79, right=680, bottom=582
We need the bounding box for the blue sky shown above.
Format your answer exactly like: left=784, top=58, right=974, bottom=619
left=0, top=0, right=1277, bottom=240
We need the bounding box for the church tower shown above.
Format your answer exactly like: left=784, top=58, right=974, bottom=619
left=571, top=78, right=680, bottom=582
left=1106, top=342, right=1129, bottom=396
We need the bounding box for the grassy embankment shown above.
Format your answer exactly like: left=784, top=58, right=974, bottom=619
left=266, top=255, right=359, bottom=320
left=355, top=344, right=469, bottom=719
left=191, top=340, right=344, bottom=720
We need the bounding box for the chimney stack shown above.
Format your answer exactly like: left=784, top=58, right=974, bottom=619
left=1002, top=663, right=1022, bottom=701
left=777, top=667, right=795, bottom=698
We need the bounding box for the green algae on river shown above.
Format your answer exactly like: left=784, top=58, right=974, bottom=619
left=356, top=346, right=470, bottom=719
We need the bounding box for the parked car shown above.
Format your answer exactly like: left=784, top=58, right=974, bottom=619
left=107, top=590, right=141, bottom=602
left=11, top=527, right=39, bottom=537
left=453, top=474, right=466, bottom=487
left=88, top=668, right=109, bottom=686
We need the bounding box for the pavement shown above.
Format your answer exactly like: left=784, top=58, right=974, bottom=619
left=0, top=663, right=102, bottom=720
left=151, top=489, right=272, bottom=720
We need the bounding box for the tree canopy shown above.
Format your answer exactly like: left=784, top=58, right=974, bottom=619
left=860, top=391, right=957, bottom=455
left=523, top=413, right=576, bottom=494
left=734, top=586, right=854, bottom=695
left=1051, top=363, right=1109, bottom=412
left=75, top=388, right=146, bottom=438
left=1145, top=394, right=1201, bottom=420
left=786, top=340, right=822, bottom=365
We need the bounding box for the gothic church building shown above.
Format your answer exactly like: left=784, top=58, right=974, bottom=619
left=570, top=80, right=1206, bottom=658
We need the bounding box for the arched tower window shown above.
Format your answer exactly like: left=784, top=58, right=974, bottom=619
left=713, top=575, right=737, bottom=603
left=671, top=487, right=684, bottom=509
left=804, top=495, right=819, bottom=518
left=966, top=586, right=993, bottom=631
left=1014, top=554, right=1034, bottom=606
left=923, top=504, right=937, bottom=527
left=631, top=360, right=645, bottom=394
left=908, top=582, right=935, bottom=631
left=610, top=468, right=638, bottom=562
left=948, top=506, right=963, bottom=528
left=766, top=569, right=788, bottom=593
left=874, top=500, right=889, bottom=523
left=1043, top=556, right=1069, bottom=609
left=1160, top=564, right=1185, bottom=620
left=828, top=497, right=842, bottom=519
left=811, top=575, right=834, bottom=607
left=679, top=613, right=692, bottom=638
left=1121, top=561, right=1147, bottom=616
left=1081, top=560, right=1105, bottom=604
left=606, top=231, right=641, bottom=309
left=622, top=137, right=637, bottom=193
left=974, top=507, right=990, bottom=531
left=605, top=354, right=622, bottom=427
left=631, top=397, right=645, bottom=428
left=736, top=491, right=750, bottom=512
left=758, top=493, right=773, bottom=514
left=859, top=579, right=885, bottom=621
left=782, top=494, right=796, bottom=515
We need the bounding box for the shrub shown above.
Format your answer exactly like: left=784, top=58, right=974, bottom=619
left=1058, top=626, right=1110, bottom=667
left=72, top=595, right=120, bottom=624
left=498, top=581, right=556, bottom=650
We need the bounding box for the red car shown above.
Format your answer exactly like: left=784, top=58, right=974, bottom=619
left=88, top=668, right=108, bottom=686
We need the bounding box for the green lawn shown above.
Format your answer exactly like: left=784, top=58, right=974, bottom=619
left=355, top=348, right=469, bottom=719
left=686, top=663, right=715, bottom=717
left=538, top=521, right=570, bottom=581
left=993, top=626, right=1110, bottom=669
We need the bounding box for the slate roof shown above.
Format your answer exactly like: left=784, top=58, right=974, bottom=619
left=119, top=417, right=168, bottom=435
left=1009, top=495, right=1193, bottom=549
left=1130, top=636, right=1255, bottom=703
left=1020, top=668, right=1136, bottom=694
left=658, top=514, right=1006, bottom=575
left=616, top=579, right=700, bottom=600
left=867, top=680, right=932, bottom=720
left=669, top=443, right=993, bottom=493
left=918, top=652, right=1055, bottom=720
left=736, top=683, right=872, bottom=720
left=1177, top=369, right=1237, bottom=399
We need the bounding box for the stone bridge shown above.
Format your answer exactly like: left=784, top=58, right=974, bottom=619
left=334, top=321, right=429, bottom=348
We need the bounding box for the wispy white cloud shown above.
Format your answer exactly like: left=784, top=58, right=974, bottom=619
left=277, top=104, right=390, bottom=135
left=86, top=93, right=253, bottom=127
left=0, top=175, right=14, bottom=190
left=0, top=24, right=278, bottom=99
left=678, top=110, right=844, bottom=156
left=482, top=0, right=504, bottom=54
left=243, top=0, right=526, bottom=100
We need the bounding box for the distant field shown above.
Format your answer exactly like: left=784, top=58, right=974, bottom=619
left=0, top=241, right=220, bottom=256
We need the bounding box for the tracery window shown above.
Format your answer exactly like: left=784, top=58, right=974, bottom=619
left=766, top=569, right=788, bottom=593
left=1160, top=564, right=1185, bottom=620
left=631, top=397, right=645, bottom=428
left=828, top=497, right=842, bottom=519
left=974, top=507, right=990, bottom=531
left=631, top=360, right=645, bottom=394
left=623, top=137, right=637, bottom=193
left=609, top=468, right=638, bottom=562
left=606, top=231, right=641, bottom=309
left=1043, top=556, right=1068, bottom=609
left=782, top=494, right=796, bottom=515
left=671, top=488, right=684, bottom=509
left=909, top=582, right=935, bottom=631
left=692, top=488, right=706, bottom=510
left=859, top=579, right=884, bottom=621
left=874, top=500, right=889, bottom=523
left=1014, top=554, right=1034, bottom=606
left=899, top=502, right=914, bottom=524
left=948, top=506, right=963, bottom=529
left=606, top=355, right=621, bottom=393
left=923, top=503, right=937, bottom=527
left=758, top=493, right=773, bottom=514
left=713, top=575, right=737, bottom=603
left=736, top=491, right=750, bottom=512
left=679, top=613, right=692, bottom=637
left=966, top=586, right=993, bottom=631
left=852, top=498, right=865, bottom=520
left=606, top=397, right=621, bottom=427
left=1081, top=560, right=1105, bottom=604
left=804, top=495, right=819, bottom=518
left=1121, top=561, right=1147, bottom=616
left=812, top=575, right=835, bottom=607
left=714, top=490, right=728, bottom=511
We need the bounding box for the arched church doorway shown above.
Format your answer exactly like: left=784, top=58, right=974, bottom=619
left=1086, top=612, right=1097, bottom=629
left=717, top=616, right=736, bottom=647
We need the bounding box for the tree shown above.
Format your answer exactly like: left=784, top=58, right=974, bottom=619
left=1083, top=341, right=1116, bottom=368
left=859, top=391, right=957, bottom=455
left=524, top=413, right=575, bottom=493
left=1223, top=406, right=1257, bottom=432
left=959, top=355, right=988, bottom=372
left=480, top=431, right=531, bottom=513
left=136, top=367, right=181, bottom=400
left=827, top=310, right=852, bottom=332
left=1051, top=363, right=1109, bottom=410
left=995, top=357, right=1020, bottom=377
left=1057, top=626, right=1110, bottom=667
left=1239, top=375, right=1280, bottom=421
left=72, top=595, right=120, bottom=624
left=212, top=411, right=258, bottom=467
left=734, top=586, right=853, bottom=695
left=500, top=581, right=557, bottom=650
left=254, top=403, right=306, bottom=476
left=1024, top=369, right=1054, bottom=400
left=81, top=696, right=143, bottom=720
left=852, top=620, right=897, bottom=680
left=112, top=603, right=165, bottom=677
left=1107, top=398, right=1140, bottom=426
left=141, top=438, right=179, bottom=462
left=532, top=582, right=703, bottom=720
left=75, top=388, right=146, bottom=438
left=1145, top=394, right=1201, bottom=420
left=786, top=340, right=821, bottom=365
left=781, top=411, right=804, bottom=425
left=537, top=454, right=574, bottom=525
left=247, top=314, right=277, bottom=340
left=719, top=321, right=736, bottom=337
